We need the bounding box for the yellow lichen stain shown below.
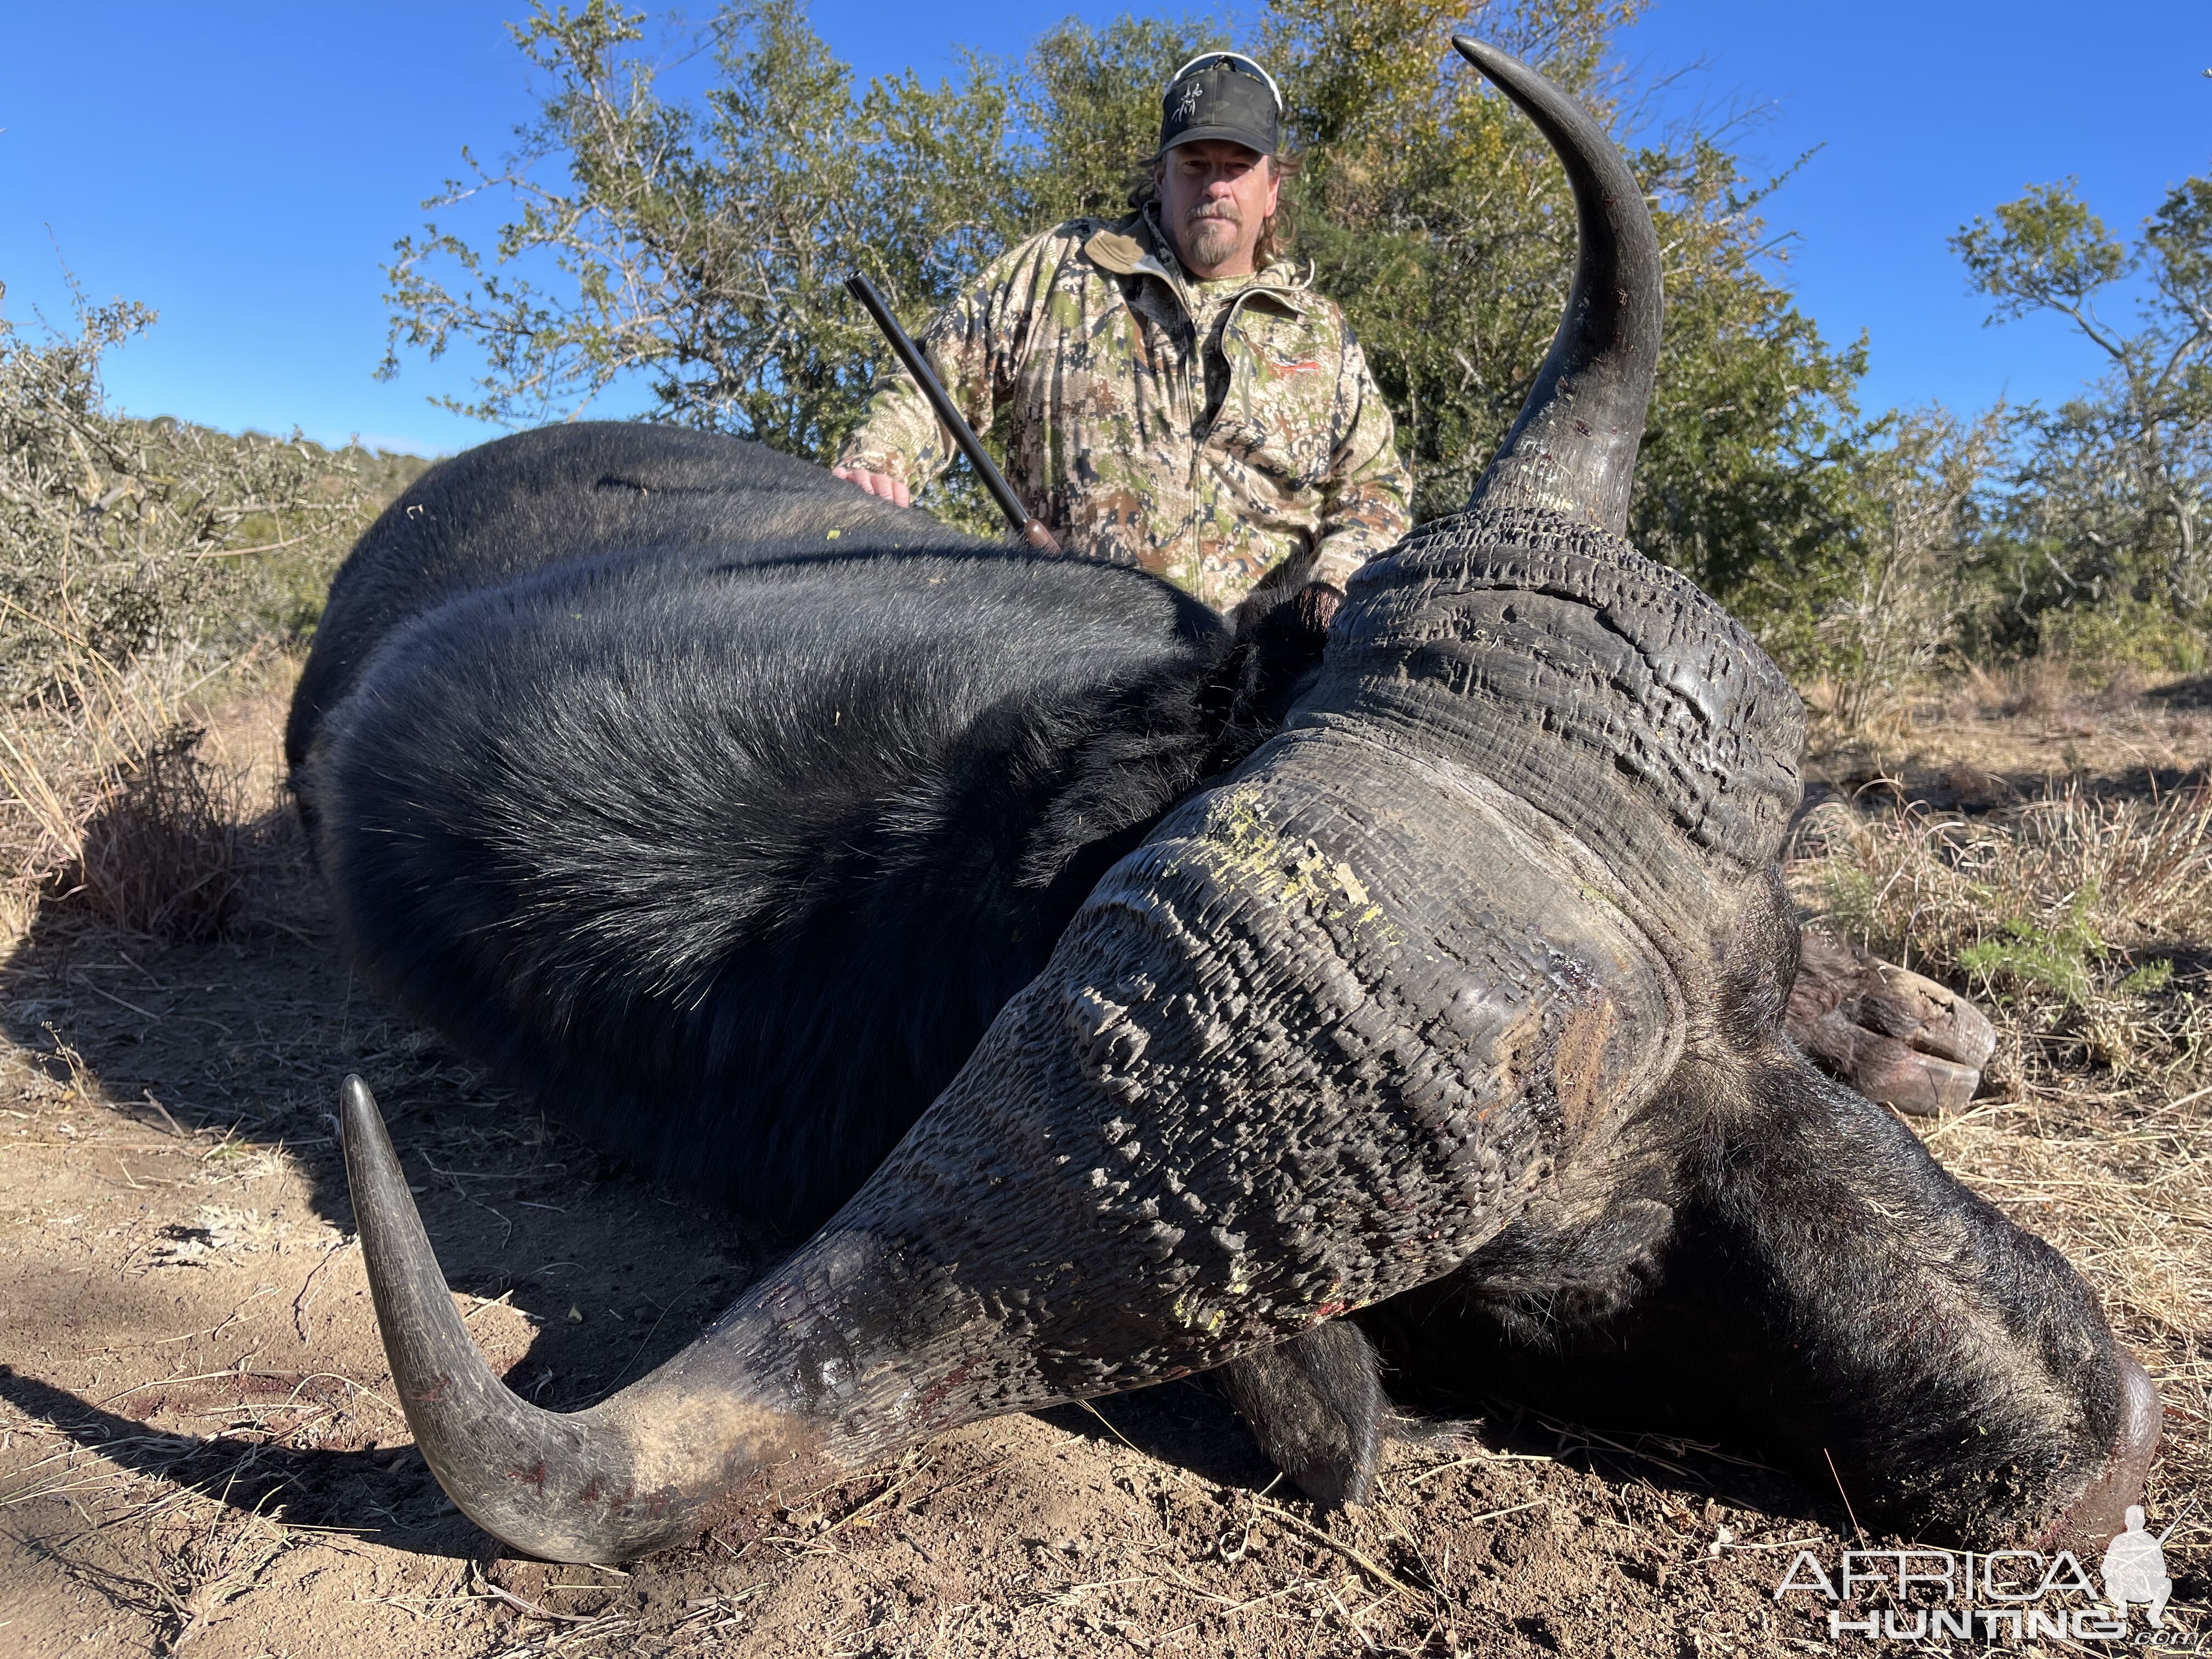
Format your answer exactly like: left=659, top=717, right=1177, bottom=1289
left=1202, top=783, right=1306, bottom=899
left=1169, top=1293, right=1231, bottom=1333
left=1285, top=842, right=1335, bottom=909
left=1198, top=783, right=1398, bottom=944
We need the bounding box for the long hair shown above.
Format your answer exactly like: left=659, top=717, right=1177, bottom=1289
left=1126, top=151, right=1302, bottom=271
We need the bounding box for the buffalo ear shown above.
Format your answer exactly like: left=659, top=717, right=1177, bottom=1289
left=1222, top=580, right=1344, bottom=729
left=1216, top=1321, right=1384, bottom=1507
left=1282, top=579, right=1345, bottom=640
left=1234, top=579, right=1343, bottom=655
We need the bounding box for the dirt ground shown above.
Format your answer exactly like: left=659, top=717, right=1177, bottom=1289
left=2, top=672, right=2206, bottom=1657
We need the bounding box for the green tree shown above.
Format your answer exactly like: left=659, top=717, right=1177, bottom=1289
left=1810, top=406, right=2001, bottom=730
left=1953, top=174, right=2212, bottom=629
left=381, top=0, right=1030, bottom=460
left=381, top=0, right=1873, bottom=622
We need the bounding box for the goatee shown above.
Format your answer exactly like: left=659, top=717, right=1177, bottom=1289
left=1186, top=206, right=1242, bottom=267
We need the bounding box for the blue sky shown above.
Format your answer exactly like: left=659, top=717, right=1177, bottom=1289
left=2, top=1, right=2205, bottom=456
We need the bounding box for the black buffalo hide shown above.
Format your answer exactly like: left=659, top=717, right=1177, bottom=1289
left=294, top=424, right=1328, bottom=1232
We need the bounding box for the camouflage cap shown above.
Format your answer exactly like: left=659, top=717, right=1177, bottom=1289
left=1160, top=52, right=1282, bottom=156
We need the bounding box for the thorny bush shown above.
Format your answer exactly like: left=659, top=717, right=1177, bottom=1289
left=0, top=278, right=394, bottom=701
left=0, top=278, right=416, bottom=938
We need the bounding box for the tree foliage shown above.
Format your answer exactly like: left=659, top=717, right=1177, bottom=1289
left=1813, top=407, right=2002, bottom=730
left=382, top=0, right=1031, bottom=460
left=1954, top=173, right=2212, bottom=633
left=382, top=0, right=1870, bottom=609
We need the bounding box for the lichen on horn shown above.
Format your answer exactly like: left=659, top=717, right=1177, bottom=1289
left=1451, top=35, right=1662, bottom=534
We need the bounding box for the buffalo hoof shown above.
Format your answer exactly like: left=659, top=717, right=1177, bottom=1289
left=1787, top=929, right=1998, bottom=1116
left=1216, top=1322, right=1384, bottom=1507
left=2046, top=1351, right=2163, bottom=1553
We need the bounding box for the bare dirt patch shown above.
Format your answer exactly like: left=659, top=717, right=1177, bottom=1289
left=2, top=674, right=2205, bottom=1657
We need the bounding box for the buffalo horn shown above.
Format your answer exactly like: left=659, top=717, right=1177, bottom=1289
left=338, top=41, right=1686, bottom=1566
left=1451, top=36, right=1661, bottom=535
left=343, top=1077, right=800, bottom=1561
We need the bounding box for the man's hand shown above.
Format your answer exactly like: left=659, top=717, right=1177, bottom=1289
left=832, top=465, right=912, bottom=509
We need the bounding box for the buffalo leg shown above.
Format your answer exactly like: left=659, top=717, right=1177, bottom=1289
left=1215, top=1322, right=1384, bottom=1505
left=1785, top=929, right=1997, bottom=1116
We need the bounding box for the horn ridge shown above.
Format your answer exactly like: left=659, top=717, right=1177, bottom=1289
left=1451, top=35, right=1662, bottom=535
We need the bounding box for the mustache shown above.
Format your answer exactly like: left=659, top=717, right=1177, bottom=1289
left=1186, top=200, right=1243, bottom=225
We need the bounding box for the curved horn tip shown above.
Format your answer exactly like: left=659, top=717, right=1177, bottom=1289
left=340, top=1073, right=415, bottom=1250
left=1442, top=30, right=1663, bottom=537
left=339, top=1072, right=383, bottom=1160
left=335, top=1073, right=791, bottom=1565
left=336, top=1074, right=604, bottom=1560
left=1448, top=36, right=1534, bottom=95
left=340, top=1072, right=437, bottom=1287
left=1449, top=33, right=1496, bottom=68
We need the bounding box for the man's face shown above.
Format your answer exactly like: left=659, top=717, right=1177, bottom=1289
left=1155, top=140, right=1280, bottom=279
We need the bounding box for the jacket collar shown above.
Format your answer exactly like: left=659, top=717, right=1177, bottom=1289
left=1081, top=208, right=1313, bottom=315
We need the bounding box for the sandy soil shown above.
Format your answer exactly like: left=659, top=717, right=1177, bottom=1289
left=1, top=678, right=2205, bottom=1657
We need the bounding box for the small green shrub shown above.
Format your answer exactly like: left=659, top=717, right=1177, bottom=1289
left=2038, top=601, right=2210, bottom=680
left=1958, top=886, right=2102, bottom=1008
left=2118, top=959, right=2176, bottom=996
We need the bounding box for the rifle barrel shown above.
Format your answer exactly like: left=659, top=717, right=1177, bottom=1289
left=845, top=273, right=1057, bottom=551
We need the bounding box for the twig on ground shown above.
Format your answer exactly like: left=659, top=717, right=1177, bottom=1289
left=1249, top=1498, right=1427, bottom=1601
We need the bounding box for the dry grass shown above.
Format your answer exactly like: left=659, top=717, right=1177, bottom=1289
left=72, top=725, right=255, bottom=941
left=1793, top=781, right=2212, bottom=1083
left=0, top=601, right=280, bottom=945
left=97, top=1508, right=295, bottom=1655
left=1786, top=776, right=2212, bottom=1523
left=0, top=295, right=405, bottom=948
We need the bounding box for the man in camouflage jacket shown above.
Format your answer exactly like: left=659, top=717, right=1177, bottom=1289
left=834, top=52, right=1412, bottom=614
left=836, top=54, right=2004, bottom=1132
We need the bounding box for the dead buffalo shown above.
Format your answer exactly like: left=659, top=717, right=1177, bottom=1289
left=293, top=38, right=2158, bottom=1564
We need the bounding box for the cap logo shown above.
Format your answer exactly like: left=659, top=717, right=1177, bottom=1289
left=1159, top=50, right=1282, bottom=157
left=1166, top=51, right=1285, bottom=114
